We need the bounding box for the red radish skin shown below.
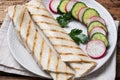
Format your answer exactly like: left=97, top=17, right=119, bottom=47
left=89, top=26, right=107, bottom=37
left=78, top=7, right=88, bottom=22
left=86, top=40, right=106, bottom=59
left=49, top=0, right=61, bottom=14
left=65, top=0, right=77, bottom=12
left=86, top=16, right=106, bottom=26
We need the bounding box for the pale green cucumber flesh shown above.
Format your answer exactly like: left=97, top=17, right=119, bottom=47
left=91, top=32, right=109, bottom=47
left=88, top=21, right=108, bottom=34
left=82, top=8, right=99, bottom=24
left=71, top=2, right=86, bottom=19
left=58, top=0, right=70, bottom=14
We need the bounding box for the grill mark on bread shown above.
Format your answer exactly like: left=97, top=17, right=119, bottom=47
left=48, top=71, right=74, bottom=75
left=32, top=14, right=53, bottom=19
left=36, top=21, right=60, bottom=27
left=48, top=37, right=73, bottom=42
left=12, top=5, right=16, bottom=20
left=65, top=60, right=95, bottom=63
left=19, top=8, right=26, bottom=34
left=19, top=8, right=27, bottom=45
left=42, top=29, right=67, bottom=35
left=40, top=40, right=44, bottom=65
left=26, top=4, right=47, bottom=11
left=64, top=60, right=82, bottom=63
left=26, top=20, right=32, bottom=45
left=74, top=67, right=80, bottom=71
left=47, top=49, right=52, bottom=70
left=76, top=54, right=87, bottom=57
left=32, top=30, right=38, bottom=56
left=50, top=30, right=67, bottom=34
left=80, top=61, right=96, bottom=64
left=54, top=44, right=80, bottom=49
left=59, top=53, right=87, bottom=57
left=35, top=7, right=47, bottom=11
left=56, top=58, right=59, bottom=80
left=41, top=29, right=66, bottom=34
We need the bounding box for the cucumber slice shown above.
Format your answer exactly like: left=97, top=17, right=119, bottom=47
left=91, top=32, right=109, bottom=47
left=82, top=8, right=99, bottom=24
left=71, top=2, right=86, bottom=19
left=88, top=21, right=108, bottom=34
left=58, top=0, right=70, bottom=14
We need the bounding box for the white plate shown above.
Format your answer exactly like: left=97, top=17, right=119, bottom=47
left=45, top=0, right=117, bottom=75
left=7, top=0, right=117, bottom=78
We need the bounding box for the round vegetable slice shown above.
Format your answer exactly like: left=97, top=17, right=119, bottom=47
left=89, top=26, right=107, bottom=37
left=86, top=40, right=106, bottom=59
left=65, top=0, right=77, bottom=12
left=58, top=0, right=70, bottom=14
left=49, top=0, right=61, bottom=14
left=91, top=32, right=109, bottom=47
left=86, top=16, right=106, bottom=26
left=88, top=21, right=108, bottom=34
left=78, top=7, right=88, bottom=22
left=71, top=2, right=86, bottom=19
left=82, top=8, right=99, bottom=24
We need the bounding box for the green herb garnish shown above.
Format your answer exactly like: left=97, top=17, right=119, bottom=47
left=69, top=29, right=89, bottom=45
left=56, top=12, right=72, bottom=28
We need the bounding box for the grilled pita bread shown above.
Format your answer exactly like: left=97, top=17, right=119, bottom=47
left=8, top=5, right=74, bottom=80
left=26, top=0, right=96, bottom=77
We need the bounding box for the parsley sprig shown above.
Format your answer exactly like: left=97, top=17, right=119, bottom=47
left=56, top=12, right=72, bottom=28
left=69, top=29, right=89, bottom=45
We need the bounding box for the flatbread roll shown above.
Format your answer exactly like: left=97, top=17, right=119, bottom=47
left=26, top=0, right=96, bottom=77
left=8, top=5, right=74, bottom=80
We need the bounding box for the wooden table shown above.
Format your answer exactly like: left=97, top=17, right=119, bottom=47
left=0, top=0, right=120, bottom=80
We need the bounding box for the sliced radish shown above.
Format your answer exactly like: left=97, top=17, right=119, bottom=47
left=65, top=0, right=77, bottom=12
left=86, top=16, right=106, bottom=26
left=78, top=7, right=88, bottom=22
left=89, top=26, right=107, bottom=37
left=86, top=40, right=106, bottom=59
left=49, top=0, right=61, bottom=14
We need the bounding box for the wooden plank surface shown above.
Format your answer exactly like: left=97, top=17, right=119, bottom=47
left=0, top=0, right=29, bottom=24
left=0, top=0, right=120, bottom=80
